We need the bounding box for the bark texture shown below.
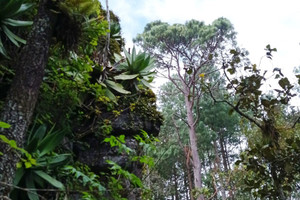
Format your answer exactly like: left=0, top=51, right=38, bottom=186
left=184, top=92, right=204, bottom=200
left=0, top=0, right=54, bottom=196
left=213, top=141, right=226, bottom=200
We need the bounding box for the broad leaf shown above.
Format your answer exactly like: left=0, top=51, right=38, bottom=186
left=0, top=121, right=10, bottom=128
left=140, top=78, right=152, bottom=88
left=37, top=154, right=71, bottom=167
left=105, top=80, right=131, bottom=94
left=13, top=167, right=25, bottom=185
left=25, top=175, right=39, bottom=200
left=105, top=88, right=117, bottom=103
left=34, top=170, right=65, bottom=190
left=114, top=73, right=139, bottom=80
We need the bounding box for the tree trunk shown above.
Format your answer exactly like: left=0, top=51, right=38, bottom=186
left=0, top=0, right=54, bottom=196
left=219, top=134, right=236, bottom=199
left=219, top=134, right=228, bottom=172
left=173, top=166, right=180, bottom=200
left=213, top=141, right=226, bottom=200
left=183, top=169, right=190, bottom=200
left=270, top=163, right=286, bottom=200
left=184, top=94, right=203, bottom=200
left=184, top=147, right=194, bottom=200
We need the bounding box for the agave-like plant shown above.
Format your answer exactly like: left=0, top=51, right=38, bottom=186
left=0, top=0, right=33, bottom=58
left=114, top=47, right=156, bottom=91
left=10, top=124, right=71, bottom=200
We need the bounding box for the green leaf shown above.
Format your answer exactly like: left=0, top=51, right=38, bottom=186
left=140, top=78, right=152, bottom=88
left=0, top=121, right=11, bottom=128
left=25, top=175, right=39, bottom=200
left=14, top=167, right=25, bottom=185
left=296, top=74, right=300, bottom=85
left=228, top=108, right=234, bottom=115
left=186, top=68, right=192, bottom=75
left=8, top=139, right=18, bottom=148
left=37, top=154, right=71, bottom=167
left=27, top=124, right=47, bottom=146
left=0, top=0, right=22, bottom=19
left=3, top=18, right=33, bottom=26
left=34, top=170, right=65, bottom=190
left=105, top=80, right=131, bottom=94
left=105, top=89, right=117, bottom=104
left=103, top=137, right=111, bottom=143
left=227, top=68, right=235, bottom=75
left=278, top=77, right=290, bottom=90
left=14, top=3, right=34, bottom=17
left=0, top=135, right=11, bottom=144
left=37, top=129, right=65, bottom=156
left=230, top=49, right=237, bottom=55
left=114, top=73, right=139, bottom=80
left=0, top=37, right=9, bottom=58
left=2, top=25, right=26, bottom=46
left=24, top=161, right=32, bottom=168
left=118, top=135, right=125, bottom=143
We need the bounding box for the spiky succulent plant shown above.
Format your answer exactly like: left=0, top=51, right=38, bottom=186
left=0, top=0, right=33, bottom=58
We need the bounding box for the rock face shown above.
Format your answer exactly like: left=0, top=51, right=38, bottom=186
left=76, top=134, right=139, bottom=172
left=111, top=112, right=161, bottom=137
left=75, top=107, right=162, bottom=199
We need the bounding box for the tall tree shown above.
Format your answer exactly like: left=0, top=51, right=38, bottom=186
left=208, top=46, right=300, bottom=199
left=135, top=18, right=236, bottom=199
left=149, top=79, right=241, bottom=199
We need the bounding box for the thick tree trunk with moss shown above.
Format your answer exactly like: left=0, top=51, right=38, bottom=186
left=0, top=0, right=53, bottom=196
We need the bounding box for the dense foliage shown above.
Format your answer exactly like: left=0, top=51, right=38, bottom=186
left=0, top=1, right=299, bottom=200
left=0, top=1, right=161, bottom=199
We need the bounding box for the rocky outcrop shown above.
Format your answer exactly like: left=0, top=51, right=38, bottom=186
left=75, top=90, right=163, bottom=199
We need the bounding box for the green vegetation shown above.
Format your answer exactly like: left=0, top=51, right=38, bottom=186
left=0, top=1, right=299, bottom=200
left=0, top=0, right=33, bottom=57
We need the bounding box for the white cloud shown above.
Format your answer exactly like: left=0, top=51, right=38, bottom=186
left=101, top=0, right=300, bottom=74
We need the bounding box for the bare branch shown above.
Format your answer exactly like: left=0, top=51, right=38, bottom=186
left=291, top=115, right=300, bottom=128
left=0, top=181, right=49, bottom=200
left=205, top=84, right=263, bottom=130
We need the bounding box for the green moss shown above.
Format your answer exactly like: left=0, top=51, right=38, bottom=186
left=119, top=88, right=163, bottom=124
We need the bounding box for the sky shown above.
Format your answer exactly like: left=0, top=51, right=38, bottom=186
left=99, top=0, right=300, bottom=84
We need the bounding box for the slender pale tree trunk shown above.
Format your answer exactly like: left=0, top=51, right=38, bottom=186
left=0, top=0, right=54, bottom=196
left=184, top=89, right=203, bottom=200
left=184, top=147, right=194, bottom=200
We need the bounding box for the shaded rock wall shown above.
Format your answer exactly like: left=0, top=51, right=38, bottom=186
left=75, top=104, right=162, bottom=199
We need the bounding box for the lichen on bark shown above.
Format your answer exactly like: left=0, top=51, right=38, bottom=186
left=0, top=0, right=54, bottom=196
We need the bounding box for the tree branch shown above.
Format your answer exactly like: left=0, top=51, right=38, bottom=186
left=291, top=115, right=300, bottom=128
left=206, top=84, right=263, bottom=130
left=0, top=181, right=48, bottom=200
